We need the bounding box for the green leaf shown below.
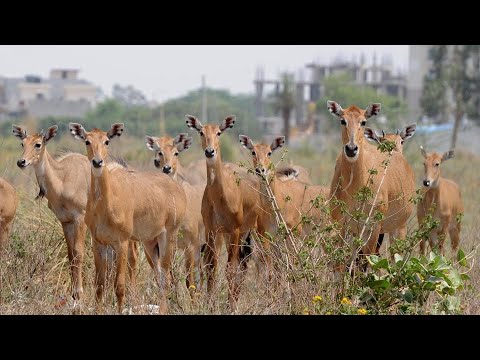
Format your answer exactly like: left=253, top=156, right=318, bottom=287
left=367, top=255, right=380, bottom=266
left=402, top=290, right=414, bottom=303
left=461, top=274, right=470, bottom=281
left=425, top=276, right=444, bottom=283
left=457, top=249, right=467, bottom=267
left=372, top=258, right=389, bottom=270
left=368, top=279, right=391, bottom=290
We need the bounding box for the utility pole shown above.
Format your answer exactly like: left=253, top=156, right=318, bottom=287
left=202, top=75, right=207, bottom=121
left=159, top=103, right=166, bottom=134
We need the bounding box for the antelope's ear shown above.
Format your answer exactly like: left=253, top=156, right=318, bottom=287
left=365, top=103, right=381, bottom=119
left=185, top=115, right=203, bottom=133
left=43, top=125, right=58, bottom=143
left=69, top=123, right=86, bottom=140
left=364, top=127, right=380, bottom=144
left=107, top=123, right=124, bottom=139
left=442, top=149, right=454, bottom=162
left=12, top=124, right=28, bottom=139
left=420, top=145, right=427, bottom=158
left=174, top=133, right=189, bottom=144
left=145, top=136, right=159, bottom=151
left=271, top=136, right=285, bottom=152
left=400, top=123, right=416, bottom=140
left=176, top=137, right=193, bottom=153
left=327, top=100, right=344, bottom=118
left=239, top=135, right=254, bottom=150
left=219, top=115, right=236, bottom=133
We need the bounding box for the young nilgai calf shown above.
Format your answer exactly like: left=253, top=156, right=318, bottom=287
left=0, top=176, right=17, bottom=299
left=145, top=133, right=205, bottom=292
left=69, top=123, right=186, bottom=314
left=417, top=147, right=464, bottom=255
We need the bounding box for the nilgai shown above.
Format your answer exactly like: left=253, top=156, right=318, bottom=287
left=145, top=133, right=205, bottom=292
left=186, top=115, right=260, bottom=309
left=69, top=123, right=186, bottom=314
left=417, top=147, right=464, bottom=255
left=327, top=101, right=415, bottom=274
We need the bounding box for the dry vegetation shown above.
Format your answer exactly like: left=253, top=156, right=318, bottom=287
left=0, top=126, right=478, bottom=315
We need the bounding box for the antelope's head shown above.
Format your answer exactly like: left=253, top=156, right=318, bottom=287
left=420, top=146, right=454, bottom=188
left=364, top=123, right=416, bottom=153
left=327, top=100, right=381, bottom=162
left=12, top=124, right=58, bottom=168
left=145, top=133, right=192, bottom=175
left=69, top=122, right=124, bottom=176
left=239, top=134, right=285, bottom=178
left=185, top=115, right=235, bottom=163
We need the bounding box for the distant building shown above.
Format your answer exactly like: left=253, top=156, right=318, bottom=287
left=407, top=45, right=432, bottom=122
left=254, top=54, right=407, bottom=138
left=0, top=68, right=99, bottom=119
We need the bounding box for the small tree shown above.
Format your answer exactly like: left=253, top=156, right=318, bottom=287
left=420, top=45, right=480, bottom=149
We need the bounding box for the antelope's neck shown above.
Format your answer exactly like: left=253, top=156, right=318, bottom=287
left=90, top=167, right=112, bottom=207
left=33, top=150, right=61, bottom=198
left=206, top=153, right=224, bottom=186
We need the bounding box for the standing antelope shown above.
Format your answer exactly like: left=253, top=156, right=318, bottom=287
left=327, top=101, right=415, bottom=273
left=239, top=134, right=329, bottom=236
left=238, top=134, right=329, bottom=279
left=364, top=124, right=417, bottom=153
left=12, top=125, right=138, bottom=309
left=0, top=176, right=17, bottom=299
left=69, top=123, right=186, bottom=314
left=0, top=178, right=17, bottom=251
left=417, top=147, right=463, bottom=255
left=186, top=115, right=260, bottom=309
left=145, top=133, right=205, bottom=291
left=12, top=125, right=92, bottom=305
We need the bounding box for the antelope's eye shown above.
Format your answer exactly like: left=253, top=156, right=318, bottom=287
left=158, top=152, right=163, bottom=157
left=252, top=151, right=256, bottom=156
left=85, top=140, right=91, bottom=146
left=340, top=119, right=346, bottom=126
left=267, top=152, right=272, bottom=157
left=217, top=132, right=221, bottom=136
left=21, top=143, right=24, bottom=147
left=199, top=131, right=204, bottom=137
left=361, top=121, right=366, bottom=126
left=401, top=140, right=405, bottom=145
left=35, top=143, right=41, bottom=148
left=435, top=163, right=440, bottom=167
left=174, top=152, right=179, bottom=156
left=105, top=140, right=110, bottom=146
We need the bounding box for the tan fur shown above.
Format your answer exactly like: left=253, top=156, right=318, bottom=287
left=0, top=177, right=17, bottom=298
left=239, top=135, right=329, bottom=280
left=70, top=124, right=186, bottom=314
left=13, top=126, right=91, bottom=303
left=327, top=102, right=415, bottom=272
left=145, top=135, right=205, bottom=292
left=417, top=149, right=464, bottom=255
left=186, top=115, right=260, bottom=309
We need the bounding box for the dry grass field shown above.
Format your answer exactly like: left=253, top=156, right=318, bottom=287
left=0, top=123, right=478, bottom=315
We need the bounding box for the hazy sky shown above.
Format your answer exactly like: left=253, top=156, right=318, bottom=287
left=0, top=45, right=409, bottom=102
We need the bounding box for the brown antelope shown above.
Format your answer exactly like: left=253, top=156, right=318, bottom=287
left=0, top=178, right=17, bottom=252
left=238, top=134, right=329, bottom=278
left=13, top=125, right=92, bottom=306
left=327, top=101, right=415, bottom=273
left=69, top=123, right=186, bottom=314
left=145, top=133, right=205, bottom=291
left=417, top=147, right=464, bottom=255
left=12, top=125, right=139, bottom=309
left=0, top=176, right=17, bottom=298
left=239, top=134, right=329, bottom=236
left=364, top=124, right=417, bottom=153
left=186, top=115, right=260, bottom=309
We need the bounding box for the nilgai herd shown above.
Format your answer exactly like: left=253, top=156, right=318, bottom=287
left=0, top=101, right=464, bottom=314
